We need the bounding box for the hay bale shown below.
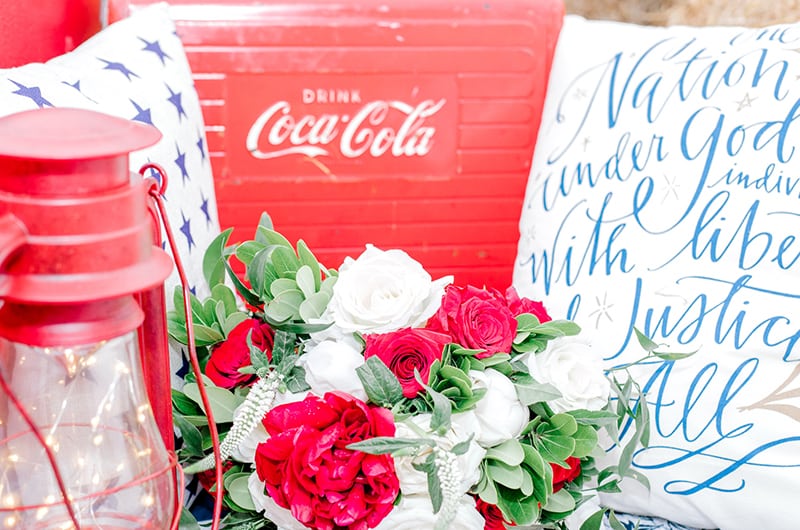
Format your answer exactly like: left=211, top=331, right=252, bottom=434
left=565, top=0, right=800, bottom=26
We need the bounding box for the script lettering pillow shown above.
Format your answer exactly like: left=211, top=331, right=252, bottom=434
left=0, top=3, right=221, bottom=384
left=514, top=15, right=800, bottom=530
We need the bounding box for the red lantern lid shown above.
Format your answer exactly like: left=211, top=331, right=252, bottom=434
left=0, top=108, right=172, bottom=344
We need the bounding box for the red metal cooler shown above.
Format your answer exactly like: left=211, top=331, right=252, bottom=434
left=110, top=0, right=563, bottom=289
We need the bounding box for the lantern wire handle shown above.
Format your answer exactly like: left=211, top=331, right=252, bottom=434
left=141, top=163, right=224, bottom=530
left=0, top=370, right=83, bottom=529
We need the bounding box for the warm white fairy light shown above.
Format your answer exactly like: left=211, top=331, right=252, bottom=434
left=92, top=434, right=103, bottom=446
left=141, top=494, right=155, bottom=508
left=91, top=472, right=101, bottom=486
left=7, top=454, right=18, bottom=463
left=4, top=515, right=17, bottom=528
left=115, top=361, right=130, bottom=375
left=2, top=494, right=18, bottom=508
left=90, top=416, right=100, bottom=429
left=35, top=506, right=48, bottom=521
left=136, top=404, right=150, bottom=423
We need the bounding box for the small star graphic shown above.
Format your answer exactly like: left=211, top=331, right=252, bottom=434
left=588, top=292, right=615, bottom=329
left=98, top=58, right=139, bottom=81
left=200, top=194, right=212, bottom=225
left=166, top=84, right=187, bottom=121
left=196, top=133, right=206, bottom=162
left=662, top=174, right=681, bottom=203
left=189, top=285, right=197, bottom=296
left=573, top=88, right=588, bottom=99
left=582, top=137, right=591, bottom=151
left=130, top=99, right=153, bottom=125
left=61, top=80, right=97, bottom=103
left=179, top=211, right=195, bottom=252
left=736, top=92, right=756, bottom=111
left=9, top=80, right=52, bottom=108
left=139, top=37, right=171, bottom=65
left=174, top=143, right=189, bottom=183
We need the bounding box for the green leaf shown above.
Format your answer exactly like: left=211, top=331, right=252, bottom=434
left=223, top=258, right=262, bottom=309
left=172, top=390, right=202, bottom=416
left=486, top=439, right=525, bottom=467
left=653, top=349, right=698, bottom=361
left=521, top=443, right=546, bottom=477
left=295, top=265, right=316, bottom=299
left=537, top=433, right=575, bottom=463
left=248, top=331, right=271, bottom=372
left=182, top=382, right=244, bottom=423
left=579, top=509, right=606, bottom=530
left=608, top=510, right=627, bottom=530
left=545, top=413, right=578, bottom=436
left=270, top=330, right=297, bottom=368
left=256, top=226, right=293, bottom=249
left=297, top=240, right=322, bottom=291
left=266, top=290, right=303, bottom=322
left=226, top=473, right=257, bottom=512
left=202, top=228, right=232, bottom=288
left=634, top=327, right=659, bottom=353
left=428, top=457, right=443, bottom=514
left=192, top=324, right=225, bottom=347
left=173, top=413, right=204, bottom=457
left=178, top=507, right=202, bottom=530
left=270, top=245, right=300, bottom=279
left=270, top=278, right=299, bottom=297
left=514, top=375, right=562, bottom=406
left=347, top=436, right=432, bottom=455
left=299, top=291, right=331, bottom=322
left=235, top=240, right=267, bottom=267
left=223, top=312, right=249, bottom=336
left=426, top=383, right=453, bottom=434
left=572, top=424, right=600, bottom=458
left=543, top=487, right=575, bottom=513
left=487, top=460, right=524, bottom=489
left=356, top=356, right=405, bottom=406
left=534, top=319, right=581, bottom=337
left=496, top=488, right=540, bottom=526
left=211, top=284, right=239, bottom=315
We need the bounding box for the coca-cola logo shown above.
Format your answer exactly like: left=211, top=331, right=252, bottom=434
left=245, top=98, right=446, bottom=160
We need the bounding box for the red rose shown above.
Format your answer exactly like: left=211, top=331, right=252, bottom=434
left=504, top=286, right=551, bottom=323
left=254, top=392, right=400, bottom=530
left=475, top=497, right=515, bottom=529
left=205, top=318, right=274, bottom=389
left=363, top=328, right=450, bottom=398
left=427, top=285, right=517, bottom=359
left=551, top=456, right=582, bottom=492
left=195, top=461, right=233, bottom=498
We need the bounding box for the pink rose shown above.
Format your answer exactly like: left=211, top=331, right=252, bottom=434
left=254, top=392, right=400, bottom=530
left=505, top=286, right=552, bottom=322
left=205, top=318, right=274, bottom=389
left=364, top=328, right=451, bottom=398
left=427, top=285, right=517, bottom=359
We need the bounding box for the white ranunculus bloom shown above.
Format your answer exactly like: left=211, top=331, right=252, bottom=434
left=247, top=472, right=307, bottom=530
left=327, top=244, right=452, bottom=334
left=373, top=494, right=485, bottom=530
left=296, top=339, right=367, bottom=401
left=392, top=411, right=485, bottom=497
left=525, top=336, right=611, bottom=413
left=469, top=368, right=529, bottom=448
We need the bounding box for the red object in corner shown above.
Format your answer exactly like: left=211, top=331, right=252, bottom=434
left=110, top=0, right=564, bottom=289
left=0, top=0, right=102, bottom=67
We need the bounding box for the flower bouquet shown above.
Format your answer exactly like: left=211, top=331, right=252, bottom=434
left=169, top=214, right=654, bottom=530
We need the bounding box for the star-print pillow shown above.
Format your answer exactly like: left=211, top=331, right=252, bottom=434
left=514, top=15, right=800, bottom=530
left=0, top=3, right=221, bottom=385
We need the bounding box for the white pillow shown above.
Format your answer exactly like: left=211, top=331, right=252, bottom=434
left=514, top=15, right=800, bottom=530
left=0, top=3, right=221, bottom=381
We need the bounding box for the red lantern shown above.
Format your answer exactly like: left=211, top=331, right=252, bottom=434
left=0, top=108, right=178, bottom=528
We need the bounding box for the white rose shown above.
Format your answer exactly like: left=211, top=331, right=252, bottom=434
left=373, top=494, right=485, bottom=530
left=296, top=340, right=367, bottom=401
left=327, top=244, right=452, bottom=334
left=470, top=368, right=529, bottom=448
left=393, top=411, right=485, bottom=497
left=525, top=336, right=610, bottom=413
left=247, top=472, right=307, bottom=530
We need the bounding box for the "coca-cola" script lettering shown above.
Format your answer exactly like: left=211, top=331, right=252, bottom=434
left=245, top=99, right=446, bottom=160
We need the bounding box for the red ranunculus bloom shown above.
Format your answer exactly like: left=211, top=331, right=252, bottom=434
left=551, top=456, right=582, bottom=492
left=254, top=392, right=400, bottom=530
left=205, top=318, right=274, bottom=389
left=363, top=328, right=450, bottom=398
left=427, top=285, right=518, bottom=359
left=475, top=497, right=516, bottom=529
left=504, top=286, right=552, bottom=323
